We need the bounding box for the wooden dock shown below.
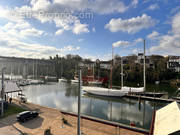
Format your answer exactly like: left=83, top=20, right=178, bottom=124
left=124, top=94, right=180, bottom=103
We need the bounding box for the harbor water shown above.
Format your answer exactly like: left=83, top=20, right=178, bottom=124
left=18, top=82, right=174, bottom=130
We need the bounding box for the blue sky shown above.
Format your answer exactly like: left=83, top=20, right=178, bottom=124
left=0, top=0, right=180, bottom=60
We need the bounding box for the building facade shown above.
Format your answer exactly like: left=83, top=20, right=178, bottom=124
left=167, top=56, right=180, bottom=72
left=135, top=53, right=154, bottom=68
left=0, top=56, right=56, bottom=78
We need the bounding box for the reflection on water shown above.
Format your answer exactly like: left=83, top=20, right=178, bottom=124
left=21, top=82, right=167, bottom=130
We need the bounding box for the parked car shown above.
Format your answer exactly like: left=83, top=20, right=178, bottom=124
left=17, top=111, right=39, bottom=122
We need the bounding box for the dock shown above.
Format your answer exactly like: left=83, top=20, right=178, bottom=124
left=124, top=94, right=180, bottom=103
left=0, top=99, right=149, bottom=135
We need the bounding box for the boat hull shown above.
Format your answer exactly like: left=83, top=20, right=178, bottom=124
left=58, top=79, right=67, bottom=83
left=82, top=86, right=125, bottom=97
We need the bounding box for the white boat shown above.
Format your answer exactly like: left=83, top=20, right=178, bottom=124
left=28, top=79, right=44, bottom=85
left=58, top=78, right=67, bottom=83
left=71, top=79, right=83, bottom=83
left=82, top=86, right=125, bottom=97
left=71, top=79, right=78, bottom=83
left=120, top=40, right=146, bottom=93
left=82, top=86, right=144, bottom=96
left=88, top=81, right=102, bottom=85
left=83, top=40, right=146, bottom=96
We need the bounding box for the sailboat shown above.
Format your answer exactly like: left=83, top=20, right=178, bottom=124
left=120, top=40, right=146, bottom=93
left=71, top=75, right=79, bottom=83
left=83, top=40, right=148, bottom=96
left=82, top=46, right=126, bottom=97
left=58, top=62, right=67, bottom=83
left=71, top=65, right=82, bottom=84
left=86, top=64, right=102, bottom=85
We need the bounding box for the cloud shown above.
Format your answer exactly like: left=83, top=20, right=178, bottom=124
left=0, top=0, right=138, bottom=36
left=1, top=21, right=45, bottom=39
left=134, top=38, right=143, bottom=44
left=147, top=31, right=160, bottom=40
left=11, top=0, right=138, bottom=35
left=105, top=14, right=157, bottom=34
left=112, top=40, right=130, bottom=47
left=149, top=12, right=180, bottom=55
left=90, top=0, right=128, bottom=14
left=53, top=0, right=128, bottom=14
left=0, top=24, right=80, bottom=58
left=55, top=29, right=64, bottom=35
left=83, top=53, right=112, bottom=61
left=132, top=49, right=138, bottom=54
left=131, top=0, right=138, bottom=7
left=20, top=28, right=44, bottom=37
left=92, top=27, right=96, bottom=32
left=172, top=12, right=180, bottom=34
left=148, top=4, right=159, bottom=10
left=78, top=38, right=84, bottom=42
left=72, top=21, right=89, bottom=34
left=1, top=4, right=90, bottom=35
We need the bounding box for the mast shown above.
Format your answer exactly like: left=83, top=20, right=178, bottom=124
left=33, top=60, right=35, bottom=78
left=143, top=39, right=146, bottom=91
left=60, top=59, right=63, bottom=79
left=121, top=57, right=123, bottom=88
left=110, top=46, right=114, bottom=88
left=93, top=63, right=94, bottom=81
left=36, top=59, right=38, bottom=79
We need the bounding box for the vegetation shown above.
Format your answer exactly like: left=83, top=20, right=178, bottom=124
left=50, top=54, right=180, bottom=86
left=0, top=104, right=25, bottom=119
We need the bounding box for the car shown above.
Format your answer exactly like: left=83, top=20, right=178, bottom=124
left=17, top=111, right=39, bottom=122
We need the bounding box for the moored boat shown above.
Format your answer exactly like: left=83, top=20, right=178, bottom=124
left=58, top=77, right=67, bottom=83
left=82, top=86, right=125, bottom=97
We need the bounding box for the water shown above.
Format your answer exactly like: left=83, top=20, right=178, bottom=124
left=19, top=82, right=171, bottom=130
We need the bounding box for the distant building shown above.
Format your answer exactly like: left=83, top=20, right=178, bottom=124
left=79, top=61, right=95, bottom=69
left=167, top=56, right=180, bottom=72
left=135, top=53, right=154, bottom=68
left=100, top=61, right=111, bottom=70
left=0, top=56, right=55, bottom=77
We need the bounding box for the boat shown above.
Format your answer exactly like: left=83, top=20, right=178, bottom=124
left=28, top=79, right=44, bottom=85
left=86, top=64, right=103, bottom=85
left=58, top=63, right=67, bottom=83
left=120, top=40, right=146, bottom=93
left=82, top=46, right=125, bottom=97
left=71, top=75, right=82, bottom=84
left=58, top=77, right=67, bottom=83
left=17, top=79, right=31, bottom=86
left=82, top=86, right=125, bottom=97
left=132, top=92, right=165, bottom=98
left=71, top=79, right=79, bottom=83
left=88, top=81, right=102, bottom=85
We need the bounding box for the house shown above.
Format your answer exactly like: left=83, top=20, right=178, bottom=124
left=99, top=61, right=111, bottom=70
left=167, top=56, right=180, bottom=72
left=135, top=53, right=154, bottom=68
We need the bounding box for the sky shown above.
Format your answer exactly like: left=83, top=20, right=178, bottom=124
left=0, top=0, right=179, bottom=60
